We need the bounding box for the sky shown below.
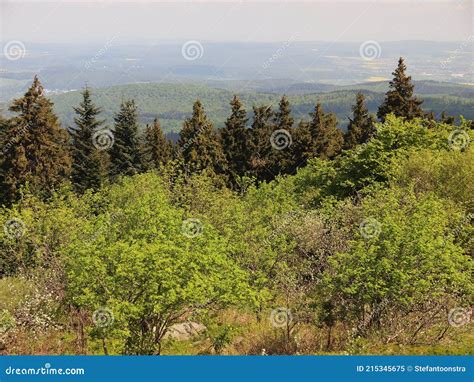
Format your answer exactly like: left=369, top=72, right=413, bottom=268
left=0, top=0, right=472, bottom=44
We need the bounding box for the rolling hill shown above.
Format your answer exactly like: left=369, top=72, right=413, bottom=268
left=46, top=81, right=474, bottom=133
left=1, top=80, right=473, bottom=133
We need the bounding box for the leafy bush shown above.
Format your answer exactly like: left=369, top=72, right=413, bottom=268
left=64, top=174, right=255, bottom=354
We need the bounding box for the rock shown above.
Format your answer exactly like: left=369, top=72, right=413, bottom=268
left=164, top=321, right=206, bottom=341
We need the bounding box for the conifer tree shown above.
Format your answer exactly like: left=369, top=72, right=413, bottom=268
left=377, top=57, right=424, bottom=122
left=0, top=114, right=10, bottom=199
left=270, top=96, right=295, bottom=175
left=220, top=96, right=250, bottom=184
left=70, top=87, right=108, bottom=193
left=291, top=120, right=313, bottom=169
left=109, top=100, right=143, bottom=178
left=142, top=118, right=173, bottom=171
left=345, top=92, right=376, bottom=149
left=177, top=100, right=226, bottom=174
left=249, top=105, right=273, bottom=181
left=310, top=103, right=344, bottom=159
left=1, top=76, right=71, bottom=203
left=440, top=111, right=455, bottom=125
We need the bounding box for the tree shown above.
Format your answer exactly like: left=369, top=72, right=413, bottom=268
left=377, top=57, right=424, bottom=122
left=319, top=187, right=471, bottom=345
left=270, top=96, right=296, bottom=175
left=249, top=105, right=274, bottom=181
left=439, top=111, right=455, bottom=125
left=310, top=103, right=344, bottom=159
left=70, top=87, right=108, bottom=193
left=291, top=120, right=314, bottom=169
left=177, top=100, right=226, bottom=175
left=220, top=96, right=250, bottom=185
left=109, top=100, right=142, bottom=178
left=65, top=174, right=253, bottom=354
left=142, top=118, right=173, bottom=171
left=292, top=115, right=453, bottom=206
left=345, top=92, right=376, bottom=149
left=1, top=76, right=71, bottom=203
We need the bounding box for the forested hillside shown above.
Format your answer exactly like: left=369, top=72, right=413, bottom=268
left=47, top=81, right=474, bottom=133
left=0, top=58, right=472, bottom=356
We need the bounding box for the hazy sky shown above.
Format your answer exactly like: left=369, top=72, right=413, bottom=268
left=1, top=0, right=473, bottom=44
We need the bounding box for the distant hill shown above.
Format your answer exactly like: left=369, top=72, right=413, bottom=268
left=2, top=81, right=472, bottom=133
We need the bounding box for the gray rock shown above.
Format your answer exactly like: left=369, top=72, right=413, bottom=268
left=164, top=321, right=206, bottom=341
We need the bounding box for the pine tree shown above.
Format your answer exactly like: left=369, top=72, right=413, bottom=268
left=1, top=76, right=71, bottom=203
left=109, top=100, right=143, bottom=178
left=377, top=57, right=424, bottom=122
left=440, top=111, right=455, bottom=125
left=270, top=96, right=295, bottom=174
left=70, top=87, right=108, bottom=193
left=220, top=96, right=250, bottom=185
left=291, top=119, right=313, bottom=168
left=142, top=118, right=173, bottom=171
left=345, top=92, right=376, bottom=149
left=0, top=114, right=11, bottom=199
left=310, top=103, right=344, bottom=159
left=249, top=105, right=273, bottom=181
left=177, top=100, right=226, bottom=174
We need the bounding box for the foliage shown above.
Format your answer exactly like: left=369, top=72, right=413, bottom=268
left=317, top=187, right=472, bottom=344
left=220, top=96, right=251, bottom=187
left=292, top=115, right=453, bottom=206
left=70, top=87, right=109, bottom=193
left=141, top=118, right=173, bottom=171
left=0, top=76, right=71, bottom=204
left=0, top=70, right=473, bottom=356
left=109, top=100, right=143, bottom=178
left=177, top=100, right=227, bottom=175
left=64, top=174, right=254, bottom=354
left=345, top=92, right=376, bottom=149
left=377, top=57, right=424, bottom=122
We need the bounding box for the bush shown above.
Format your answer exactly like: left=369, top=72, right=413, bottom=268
left=64, top=173, right=255, bottom=354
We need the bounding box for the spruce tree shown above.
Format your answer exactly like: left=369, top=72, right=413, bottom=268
left=440, top=111, right=455, bottom=125
left=270, top=96, right=295, bottom=175
left=177, top=100, right=226, bottom=174
left=377, top=57, right=424, bottom=122
left=248, top=105, right=273, bottom=181
left=109, top=100, right=143, bottom=178
left=70, top=87, right=108, bottom=193
left=292, top=119, right=313, bottom=169
left=220, top=96, right=250, bottom=185
left=1, top=76, right=71, bottom=203
left=0, top=114, right=10, bottom=199
left=345, top=92, right=376, bottom=149
left=310, top=103, right=344, bottom=159
left=142, top=118, right=173, bottom=171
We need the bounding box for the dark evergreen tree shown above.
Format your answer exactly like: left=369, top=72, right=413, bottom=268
left=345, top=92, right=376, bottom=149
left=439, top=111, right=455, bottom=125
left=109, top=100, right=143, bottom=178
left=142, top=118, right=173, bottom=171
left=310, top=103, right=344, bottom=159
left=249, top=105, right=273, bottom=181
left=0, top=114, right=11, bottom=199
left=177, top=100, right=226, bottom=174
left=220, top=96, right=250, bottom=185
left=70, top=87, right=108, bottom=193
left=291, top=119, right=313, bottom=169
left=377, top=57, right=424, bottom=122
left=1, top=76, right=71, bottom=203
left=270, top=96, right=295, bottom=175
